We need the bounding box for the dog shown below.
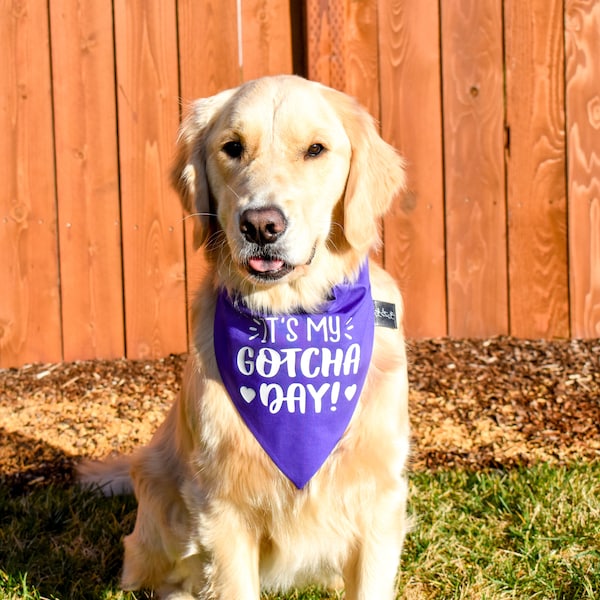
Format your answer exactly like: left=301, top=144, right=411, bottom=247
left=80, top=74, right=410, bottom=600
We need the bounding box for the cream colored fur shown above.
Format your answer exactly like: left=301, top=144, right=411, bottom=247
left=79, top=75, right=410, bottom=600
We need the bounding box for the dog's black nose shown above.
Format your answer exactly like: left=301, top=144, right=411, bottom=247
left=239, top=207, right=287, bottom=245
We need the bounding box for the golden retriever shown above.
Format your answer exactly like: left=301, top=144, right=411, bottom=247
left=80, top=74, right=410, bottom=600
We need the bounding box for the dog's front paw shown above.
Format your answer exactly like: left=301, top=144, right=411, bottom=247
left=158, top=586, right=196, bottom=600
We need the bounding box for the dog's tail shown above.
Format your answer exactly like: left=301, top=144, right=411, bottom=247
left=77, top=455, right=134, bottom=496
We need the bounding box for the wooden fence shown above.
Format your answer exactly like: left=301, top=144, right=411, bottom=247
left=1, top=0, right=599, bottom=368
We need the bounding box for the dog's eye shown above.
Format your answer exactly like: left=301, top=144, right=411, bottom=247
left=306, top=143, right=325, bottom=158
left=222, top=141, right=243, bottom=159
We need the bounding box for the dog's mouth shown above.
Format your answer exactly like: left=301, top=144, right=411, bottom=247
left=244, top=245, right=317, bottom=281
left=246, top=256, right=294, bottom=280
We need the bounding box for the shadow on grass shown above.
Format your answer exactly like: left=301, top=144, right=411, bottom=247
left=1, top=428, right=76, bottom=492
left=0, top=430, right=147, bottom=599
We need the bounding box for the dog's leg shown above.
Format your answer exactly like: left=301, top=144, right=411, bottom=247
left=203, top=502, right=261, bottom=599
left=343, top=482, right=408, bottom=600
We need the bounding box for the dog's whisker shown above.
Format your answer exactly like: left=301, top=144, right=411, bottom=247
left=182, top=212, right=218, bottom=222
left=225, top=183, right=241, bottom=200
left=325, top=222, right=345, bottom=252
left=206, top=231, right=227, bottom=253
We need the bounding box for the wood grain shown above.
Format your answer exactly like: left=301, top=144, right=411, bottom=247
left=441, top=0, right=508, bottom=337
left=0, top=0, right=62, bottom=367
left=504, top=0, right=569, bottom=338
left=50, top=0, right=124, bottom=361
left=114, top=1, right=187, bottom=359
left=241, top=0, right=293, bottom=80
left=378, top=0, right=448, bottom=337
left=565, top=0, right=600, bottom=337
left=177, top=0, right=240, bottom=98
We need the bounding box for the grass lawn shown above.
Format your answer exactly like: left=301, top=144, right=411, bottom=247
left=2, top=462, right=599, bottom=599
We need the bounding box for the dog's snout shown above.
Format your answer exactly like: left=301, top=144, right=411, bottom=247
left=239, top=207, right=287, bottom=245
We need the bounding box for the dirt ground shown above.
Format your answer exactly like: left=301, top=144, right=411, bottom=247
left=1, top=337, right=599, bottom=492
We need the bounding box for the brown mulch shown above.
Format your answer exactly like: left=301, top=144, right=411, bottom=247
left=407, top=338, right=599, bottom=469
left=1, top=338, right=599, bottom=492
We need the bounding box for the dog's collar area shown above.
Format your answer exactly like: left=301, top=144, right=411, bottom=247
left=213, top=262, right=375, bottom=488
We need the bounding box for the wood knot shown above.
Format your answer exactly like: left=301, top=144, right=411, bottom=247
left=588, top=96, right=600, bottom=130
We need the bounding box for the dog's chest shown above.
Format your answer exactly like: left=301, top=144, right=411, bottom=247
left=256, top=485, right=358, bottom=589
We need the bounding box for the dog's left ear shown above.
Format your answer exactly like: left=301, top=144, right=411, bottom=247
left=325, top=88, right=406, bottom=255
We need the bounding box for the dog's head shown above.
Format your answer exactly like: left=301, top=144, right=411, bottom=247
left=173, top=75, right=405, bottom=311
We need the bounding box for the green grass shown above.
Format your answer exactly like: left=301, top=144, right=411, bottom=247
left=401, top=464, right=600, bottom=599
left=2, top=463, right=599, bottom=599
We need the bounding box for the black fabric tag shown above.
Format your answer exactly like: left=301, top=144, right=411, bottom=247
left=374, top=300, right=398, bottom=329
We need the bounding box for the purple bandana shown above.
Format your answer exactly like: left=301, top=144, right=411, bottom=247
left=214, top=264, right=375, bottom=488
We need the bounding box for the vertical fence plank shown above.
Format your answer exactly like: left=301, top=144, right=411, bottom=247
left=177, top=0, right=240, bottom=329
left=565, top=0, right=600, bottom=338
left=505, top=0, right=569, bottom=338
left=114, top=1, right=187, bottom=359
left=343, top=0, right=379, bottom=117
left=0, top=0, right=61, bottom=367
left=177, top=0, right=240, bottom=99
left=378, top=0, right=447, bottom=338
left=50, top=0, right=124, bottom=361
left=241, top=0, right=293, bottom=79
left=441, top=0, right=508, bottom=337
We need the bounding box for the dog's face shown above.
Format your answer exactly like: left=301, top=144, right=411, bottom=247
left=173, top=76, right=406, bottom=309
left=205, top=80, right=352, bottom=283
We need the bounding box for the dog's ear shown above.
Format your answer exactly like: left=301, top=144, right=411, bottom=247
left=172, top=88, right=237, bottom=249
left=325, top=88, right=406, bottom=255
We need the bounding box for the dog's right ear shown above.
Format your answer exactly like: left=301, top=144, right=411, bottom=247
left=172, top=88, right=238, bottom=249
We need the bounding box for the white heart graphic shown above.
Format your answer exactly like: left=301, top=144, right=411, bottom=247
left=240, top=386, right=256, bottom=403
left=344, top=384, right=357, bottom=401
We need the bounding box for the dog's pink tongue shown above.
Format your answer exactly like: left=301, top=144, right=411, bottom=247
left=249, top=257, right=284, bottom=273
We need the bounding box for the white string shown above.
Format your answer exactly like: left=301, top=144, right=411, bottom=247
left=236, top=0, right=243, bottom=71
